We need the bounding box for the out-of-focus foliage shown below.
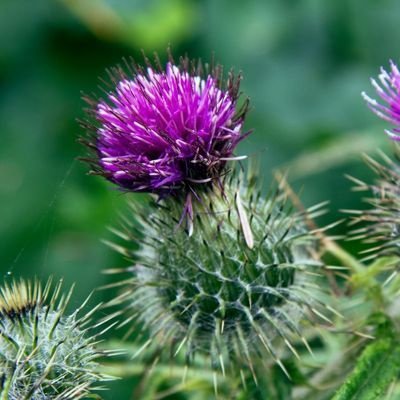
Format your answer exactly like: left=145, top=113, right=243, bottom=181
left=1, top=0, right=399, bottom=397
left=61, top=0, right=198, bottom=51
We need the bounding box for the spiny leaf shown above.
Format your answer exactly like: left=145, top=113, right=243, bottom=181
left=332, top=336, right=400, bottom=400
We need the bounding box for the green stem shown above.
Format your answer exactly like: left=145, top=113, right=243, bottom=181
left=0, top=370, right=13, bottom=400
left=323, top=239, right=365, bottom=275
left=99, top=361, right=223, bottom=382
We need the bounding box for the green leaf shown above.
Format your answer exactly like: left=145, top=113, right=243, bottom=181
left=59, top=0, right=197, bottom=50
left=332, top=337, right=400, bottom=400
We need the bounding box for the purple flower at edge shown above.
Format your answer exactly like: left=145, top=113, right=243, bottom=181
left=362, top=60, right=400, bottom=141
left=81, top=55, right=249, bottom=200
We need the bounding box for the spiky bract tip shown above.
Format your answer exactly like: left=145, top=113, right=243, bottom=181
left=348, top=149, right=400, bottom=262
left=0, top=278, right=111, bottom=400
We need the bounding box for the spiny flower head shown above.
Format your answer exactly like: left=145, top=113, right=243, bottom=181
left=0, top=278, right=113, bottom=400
left=108, top=173, right=332, bottom=381
left=362, top=60, right=400, bottom=141
left=82, top=54, right=249, bottom=200
left=348, top=150, right=400, bottom=261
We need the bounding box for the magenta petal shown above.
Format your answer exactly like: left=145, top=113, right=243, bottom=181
left=84, top=57, right=248, bottom=195
left=363, top=61, right=400, bottom=140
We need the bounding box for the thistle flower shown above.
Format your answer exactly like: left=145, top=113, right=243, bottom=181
left=0, top=278, right=112, bottom=400
left=82, top=54, right=249, bottom=203
left=362, top=60, right=400, bottom=141
left=108, top=173, right=332, bottom=382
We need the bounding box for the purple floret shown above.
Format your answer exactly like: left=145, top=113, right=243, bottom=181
left=363, top=60, right=400, bottom=141
left=83, top=57, right=249, bottom=197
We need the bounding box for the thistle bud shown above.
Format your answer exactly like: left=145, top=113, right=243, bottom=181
left=0, top=278, right=111, bottom=400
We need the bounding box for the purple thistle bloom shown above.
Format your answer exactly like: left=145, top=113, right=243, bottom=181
left=362, top=60, right=400, bottom=141
left=82, top=56, right=249, bottom=199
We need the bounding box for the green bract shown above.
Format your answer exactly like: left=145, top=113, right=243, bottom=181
left=0, top=279, right=111, bottom=400
left=349, top=150, right=400, bottom=261
left=112, top=173, right=331, bottom=380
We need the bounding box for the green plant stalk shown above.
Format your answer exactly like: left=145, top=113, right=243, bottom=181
left=323, top=240, right=396, bottom=298
left=0, top=375, right=11, bottom=400
left=274, top=169, right=366, bottom=277
left=332, top=337, right=400, bottom=400
left=99, top=361, right=226, bottom=382
left=351, top=257, right=399, bottom=286
left=323, top=239, right=365, bottom=276
left=99, top=360, right=238, bottom=399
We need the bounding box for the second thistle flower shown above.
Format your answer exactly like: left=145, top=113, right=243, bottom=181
left=362, top=60, right=400, bottom=141
left=82, top=55, right=249, bottom=198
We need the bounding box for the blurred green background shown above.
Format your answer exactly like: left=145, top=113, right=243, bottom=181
left=0, top=0, right=399, bottom=397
